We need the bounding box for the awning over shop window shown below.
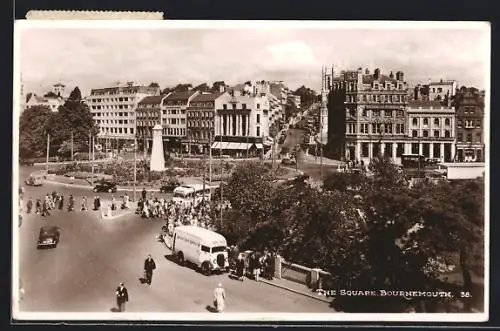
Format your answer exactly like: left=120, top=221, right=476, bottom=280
left=211, top=141, right=220, bottom=149
left=254, top=143, right=263, bottom=149
left=225, top=142, right=242, bottom=150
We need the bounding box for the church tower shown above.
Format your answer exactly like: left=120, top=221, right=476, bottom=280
left=320, top=66, right=333, bottom=143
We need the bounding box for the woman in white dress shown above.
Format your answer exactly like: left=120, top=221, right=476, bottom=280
left=213, top=283, right=226, bottom=313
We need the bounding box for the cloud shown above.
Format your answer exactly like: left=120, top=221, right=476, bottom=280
left=19, top=25, right=489, bottom=96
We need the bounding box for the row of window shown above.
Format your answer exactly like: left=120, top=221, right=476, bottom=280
left=410, top=130, right=452, bottom=138
left=348, top=123, right=406, bottom=135
left=349, top=109, right=405, bottom=118
left=462, top=106, right=479, bottom=115
left=222, top=103, right=261, bottom=110
left=411, top=118, right=452, bottom=127
left=163, top=109, right=186, bottom=115
left=187, top=111, right=214, bottom=119
left=346, top=94, right=407, bottom=103
left=137, top=114, right=160, bottom=119
left=457, top=119, right=481, bottom=128
left=92, top=104, right=133, bottom=110
left=162, top=118, right=185, bottom=125
left=188, top=130, right=213, bottom=140
left=96, top=119, right=134, bottom=125
left=137, top=121, right=159, bottom=127
left=188, top=120, right=214, bottom=129
left=100, top=127, right=134, bottom=135
left=90, top=96, right=136, bottom=103
left=335, top=81, right=405, bottom=92
left=457, top=132, right=482, bottom=144
left=136, top=127, right=186, bottom=137
left=93, top=111, right=134, bottom=117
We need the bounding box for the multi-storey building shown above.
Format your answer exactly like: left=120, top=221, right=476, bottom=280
left=406, top=100, right=456, bottom=162
left=136, top=95, right=169, bottom=152
left=212, top=90, right=270, bottom=156
left=185, top=92, right=225, bottom=154
left=88, top=82, right=160, bottom=147
left=454, top=87, right=485, bottom=162
left=428, top=79, right=457, bottom=101
left=327, top=67, right=409, bottom=163
left=161, top=90, right=199, bottom=152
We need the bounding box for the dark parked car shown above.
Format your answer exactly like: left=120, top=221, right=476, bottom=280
left=93, top=181, right=117, bottom=193
left=159, top=178, right=181, bottom=193
left=37, top=225, right=60, bottom=249
left=281, top=157, right=296, bottom=166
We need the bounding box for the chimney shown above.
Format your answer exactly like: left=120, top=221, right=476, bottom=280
left=414, top=85, right=420, bottom=101
left=396, top=71, right=404, bottom=81
left=374, top=68, right=380, bottom=80
left=389, top=71, right=394, bottom=79
left=365, top=68, right=370, bottom=75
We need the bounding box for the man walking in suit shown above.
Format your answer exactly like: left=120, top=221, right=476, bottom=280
left=115, top=282, right=129, bottom=312
left=144, top=254, right=156, bottom=286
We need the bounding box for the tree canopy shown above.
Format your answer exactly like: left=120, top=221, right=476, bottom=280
left=215, top=155, right=484, bottom=312
left=19, top=87, right=99, bottom=160
left=293, top=85, right=318, bottom=108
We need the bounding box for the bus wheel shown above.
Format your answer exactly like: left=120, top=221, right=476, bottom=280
left=177, top=252, right=185, bottom=266
left=201, top=262, right=211, bottom=276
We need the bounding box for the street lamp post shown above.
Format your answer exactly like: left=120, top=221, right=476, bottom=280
left=45, top=133, right=50, bottom=175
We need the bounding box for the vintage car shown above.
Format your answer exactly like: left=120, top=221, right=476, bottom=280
left=93, top=181, right=117, bottom=193
left=37, top=225, right=60, bottom=249
left=159, top=178, right=181, bottom=193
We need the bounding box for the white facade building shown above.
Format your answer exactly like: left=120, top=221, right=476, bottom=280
left=406, top=100, right=456, bottom=162
left=212, top=91, right=270, bottom=154
left=87, top=82, right=160, bottom=144
left=428, top=79, right=457, bottom=101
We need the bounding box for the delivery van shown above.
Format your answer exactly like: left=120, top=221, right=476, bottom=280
left=172, top=226, right=229, bottom=275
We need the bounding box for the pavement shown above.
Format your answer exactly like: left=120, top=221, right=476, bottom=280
left=16, top=166, right=333, bottom=313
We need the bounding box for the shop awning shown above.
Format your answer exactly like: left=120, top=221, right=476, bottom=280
left=254, top=143, right=263, bottom=149
left=211, top=141, right=220, bottom=149
left=225, top=142, right=242, bottom=150
left=239, top=142, right=253, bottom=150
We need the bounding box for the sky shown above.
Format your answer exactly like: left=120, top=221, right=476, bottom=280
left=18, top=22, right=490, bottom=97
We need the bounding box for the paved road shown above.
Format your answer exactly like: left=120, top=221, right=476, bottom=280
left=17, top=167, right=332, bottom=313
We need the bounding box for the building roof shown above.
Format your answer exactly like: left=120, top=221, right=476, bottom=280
left=408, top=100, right=449, bottom=108
left=138, top=95, right=165, bottom=105
left=362, top=74, right=397, bottom=85
left=429, top=81, right=455, bottom=86
left=90, top=85, right=158, bottom=95
left=191, top=92, right=224, bottom=102
left=165, top=90, right=198, bottom=101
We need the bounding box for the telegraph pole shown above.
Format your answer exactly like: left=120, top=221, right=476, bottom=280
left=88, top=134, right=91, bottom=162
left=209, top=130, right=212, bottom=187
left=133, top=137, right=137, bottom=202
left=91, top=135, right=95, bottom=187
left=71, top=131, right=74, bottom=161
left=45, top=133, right=50, bottom=175
left=219, top=116, right=223, bottom=226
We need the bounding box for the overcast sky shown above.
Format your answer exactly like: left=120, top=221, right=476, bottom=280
left=19, top=22, right=490, bottom=96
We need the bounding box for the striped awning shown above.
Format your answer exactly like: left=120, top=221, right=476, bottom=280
left=254, top=143, right=263, bottom=149
left=211, top=141, right=220, bottom=149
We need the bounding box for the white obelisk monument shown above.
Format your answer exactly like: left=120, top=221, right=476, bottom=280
left=150, top=124, right=165, bottom=172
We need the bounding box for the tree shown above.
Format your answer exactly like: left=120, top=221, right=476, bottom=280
left=19, top=105, right=53, bottom=159
left=43, top=86, right=99, bottom=156
left=25, top=92, right=33, bottom=103
left=194, top=83, right=210, bottom=93
left=149, top=82, right=160, bottom=88
left=161, top=87, right=173, bottom=95
left=224, top=161, right=275, bottom=222
left=173, top=84, right=193, bottom=92
left=294, top=85, right=318, bottom=108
